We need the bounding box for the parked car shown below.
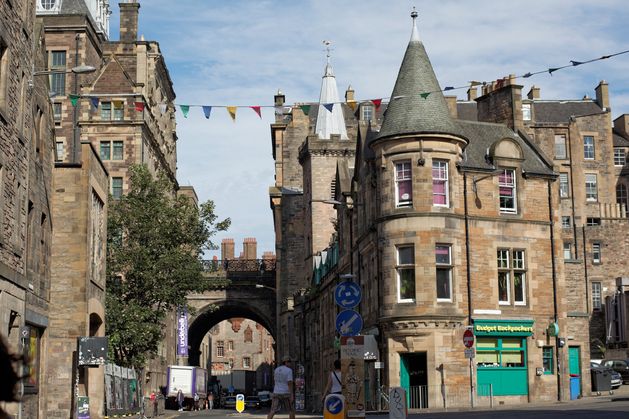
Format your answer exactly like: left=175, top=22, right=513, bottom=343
left=223, top=396, right=237, bottom=409
left=602, top=359, right=629, bottom=384
left=592, top=362, right=623, bottom=390
left=245, top=396, right=261, bottom=409
left=610, top=370, right=623, bottom=389
left=258, top=392, right=272, bottom=407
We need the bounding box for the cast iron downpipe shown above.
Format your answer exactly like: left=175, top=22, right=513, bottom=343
left=547, top=180, right=562, bottom=401
left=463, top=172, right=472, bottom=323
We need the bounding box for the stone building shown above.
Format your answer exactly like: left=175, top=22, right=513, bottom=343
left=0, top=0, right=55, bottom=417
left=275, top=12, right=629, bottom=410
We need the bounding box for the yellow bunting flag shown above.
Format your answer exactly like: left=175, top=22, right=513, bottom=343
left=227, top=106, right=237, bottom=122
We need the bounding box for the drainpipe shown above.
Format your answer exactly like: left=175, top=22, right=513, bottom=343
left=463, top=172, right=474, bottom=408
left=582, top=226, right=590, bottom=313
left=566, top=123, right=578, bottom=257
left=548, top=180, right=562, bottom=401
left=72, top=33, right=80, bottom=163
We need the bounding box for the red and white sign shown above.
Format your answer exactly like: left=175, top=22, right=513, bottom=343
left=463, top=329, right=475, bottom=348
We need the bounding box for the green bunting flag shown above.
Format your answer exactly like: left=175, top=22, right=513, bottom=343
left=180, top=105, right=190, bottom=118
left=420, top=92, right=431, bottom=99
left=301, top=105, right=311, bottom=116
left=69, top=94, right=80, bottom=107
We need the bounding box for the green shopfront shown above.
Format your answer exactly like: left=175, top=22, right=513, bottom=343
left=474, top=319, right=534, bottom=396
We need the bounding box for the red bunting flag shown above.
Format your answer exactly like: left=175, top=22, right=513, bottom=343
left=134, top=101, right=145, bottom=112
left=250, top=106, right=262, bottom=119
left=371, top=99, right=382, bottom=110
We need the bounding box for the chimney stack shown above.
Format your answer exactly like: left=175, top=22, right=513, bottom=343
left=595, top=80, right=610, bottom=110
left=221, top=238, right=235, bottom=260
left=614, top=115, right=629, bottom=137
left=444, top=96, right=458, bottom=119
left=467, top=87, right=477, bottom=101
left=345, top=85, right=355, bottom=102
left=274, top=89, right=285, bottom=107
left=119, top=1, right=140, bottom=43
left=243, top=237, right=257, bottom=260
left=527, top=86, right=540, bottom=100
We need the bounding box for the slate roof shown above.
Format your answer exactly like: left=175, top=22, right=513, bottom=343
left=457, top=120, right=555, bottom=176
left=375, top=21, right=465, bottom=141
left=613, top=129, right=629, bottom=147
left=457, top=102, right=478, bottom=121
left=59, top=0, right=91, bottom=14
left=532, top=101, right=603, bottom=123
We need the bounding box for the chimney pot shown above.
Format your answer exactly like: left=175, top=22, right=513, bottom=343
left=119, top=2, right=140, bottom=43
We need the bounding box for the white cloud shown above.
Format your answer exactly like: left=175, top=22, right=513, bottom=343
left=110, top=0, right=629, bottom=257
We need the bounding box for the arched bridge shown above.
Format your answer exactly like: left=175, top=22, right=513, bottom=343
left=186, top=259, right=276, bottom=366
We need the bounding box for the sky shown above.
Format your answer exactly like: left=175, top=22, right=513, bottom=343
left=109, top=0, right=629, bottom=259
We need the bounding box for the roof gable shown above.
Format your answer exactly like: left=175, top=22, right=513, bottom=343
left=90, top=55, right=136, bottom=94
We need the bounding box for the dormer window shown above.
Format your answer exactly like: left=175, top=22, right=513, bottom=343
left=38, top=0, right=60, bottom=13
left=41, top=0, right=56, bottom=9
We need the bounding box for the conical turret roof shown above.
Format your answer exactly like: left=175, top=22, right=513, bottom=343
left=375, top=11, right=463, bottom=140
left=315, top=46, right=349, bottom=140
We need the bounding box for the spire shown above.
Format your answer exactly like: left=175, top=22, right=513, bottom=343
left=375, top=10, right=463, bottom=141
left=315, top=40, right=349, bottom=140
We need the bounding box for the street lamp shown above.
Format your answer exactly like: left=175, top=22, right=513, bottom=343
left=255, top=284, right=276, bottom=291
left=32, top=64, right=97, bottom=77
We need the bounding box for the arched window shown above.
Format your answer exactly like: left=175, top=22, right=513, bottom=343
left=617, top=184, right=628, bottom=216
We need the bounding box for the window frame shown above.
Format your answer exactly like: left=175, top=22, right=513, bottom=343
left=432, top=160, right=449, bottom=207
left=111, top=177, right=123, bottom=200
left=497, top=249, right=527, bottom=306
left=394, top=161, right=413, bottom=208
left=592, top=281, right=602, bottom=310
left=396, top=245, right=415, bottom=303
left=559, top=173, right=569, bottom=198
left=585, top=174, right=598, bottom=202
left=497, top=249, right=511, bottom=305
left=243, top=356, right=251, bottom=369
left=435, top=244, right=452, bottom=302
left=592, top=242, right=601, bottom=264
left=53, top=102, right=62, bottom=126
left=563, top=242, right=572, bottom=260
left=522, top=103, right=531, bottom=121
left=614, top=148, right=626, bottom=166
left=542, top=346, right=554, bottom=375
left=55, top=141, right=65, bottom=162
left=361, top=105, right=373, bottom=121
left=216, top=340, right=224, bottom=358
left=49, top=50, right=66, bottom=96
left=499, top=169, right=517, bottom=214
left=561, top=216, right=571, bottom=229
left=512, top=250, right=526, bottom=306
left=583, top=135, right=595, bottom=160
left=554, top=135, right=567, bottom=160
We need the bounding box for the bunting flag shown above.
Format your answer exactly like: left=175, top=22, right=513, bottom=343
left=180, top=105, right=190, bottom=118
left=250, top=106, right=262, bottom=119
left=420, top=92, right=431, bottom=99
left=227, top=106, right=237, bottom=121
left=202, top=106, right=212, bottom=119
left=371, top=99, right=382, bottom=110
left=69, top=94, right=80, bottom=107
left=159, top=103, right=168, bottom=114
left=444, top=86, right=455, bottom=91
left=323, top=103, right=334, bottom=113
left=347, top=100, right=357, bottom=111
left=570, top=60, right=583, bottom=66
left=548, top=67, right=561, bottom=75
left=134, top=101, right=145, bottom=112
left=469, top=81, right=483, bottom=87
left=90, top=97, right=99, bottom=110
left=300, top=104, right=311, bottom=116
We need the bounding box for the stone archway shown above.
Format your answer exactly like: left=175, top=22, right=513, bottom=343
left=187, top=299, right=276, bottom=367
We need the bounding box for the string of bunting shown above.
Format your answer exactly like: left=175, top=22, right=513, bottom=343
left=66, top=47, right=628, bottom=122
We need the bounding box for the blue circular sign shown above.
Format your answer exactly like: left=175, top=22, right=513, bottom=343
left=334, top=282, right=362, bottom=309
left=326, top=395, right=343, bottom=414
left=335, top=309, right=363, bottom=337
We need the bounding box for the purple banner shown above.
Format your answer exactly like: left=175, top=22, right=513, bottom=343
left=177, top=308, right=188, bottom=356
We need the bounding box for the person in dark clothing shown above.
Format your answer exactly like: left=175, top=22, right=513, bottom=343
left=0, top=334, right=23, bottom=419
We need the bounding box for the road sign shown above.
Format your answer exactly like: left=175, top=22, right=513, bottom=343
left=464, top=348, right=475, bottom=359
left=236, top=393, right=245, bottom=413
left=463, top=329, right=475, bottom=348
left=324, top=394, right=345, bottom=419
left=334, top=282, right=362, bottom=309
left=336, top=309, right=363, bottom=337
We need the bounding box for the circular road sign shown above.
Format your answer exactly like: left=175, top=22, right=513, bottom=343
left=325, top=395, right=344, bottom=415
left=463, top=329, right=475, bottom=348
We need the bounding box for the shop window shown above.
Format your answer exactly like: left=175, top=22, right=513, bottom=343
left=542, top=347, right=553, bottom=375
left=395, top=161, right=412, bottom=207
left=583, top=136, right=595, bottom=160
left=432, top=160, right=449, bottom=206
left=499, top=169, right=517, bottom=214
left=396, top=245, right=415, bottom=302
left=554, top=135, right=567, bottom=160
left=497, top=249, right=526, bottom=305
left=592, top=282, right=601, bottom=310
left=476, top=337, right=525, bottom=368
left=559, top=173, right=569, bottom=198
left=435, top=244, right=452, bottom=301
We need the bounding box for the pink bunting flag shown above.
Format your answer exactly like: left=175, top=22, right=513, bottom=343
left=134, top=101, right=145, bottom=112
left=250, top=106, right=262, bottom=119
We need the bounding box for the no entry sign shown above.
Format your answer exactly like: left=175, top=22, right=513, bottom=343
left=463, top=329, right=475, bottom=348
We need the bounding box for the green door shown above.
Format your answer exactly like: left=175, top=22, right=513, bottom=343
left=568, top=347, right=581, bottom=400
left=400, top=354, right=410, bottom=406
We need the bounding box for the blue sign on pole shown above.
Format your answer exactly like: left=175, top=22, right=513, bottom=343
left=325, top=395, right=344, bottom=415
left=335, top=309, right=363, bottom=337
left=334, top=282, right=362, bottom=309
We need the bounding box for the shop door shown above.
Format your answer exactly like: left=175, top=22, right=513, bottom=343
left=568, top=347, right=581, bottom=400
left=400, top=353, right=427, bottom=408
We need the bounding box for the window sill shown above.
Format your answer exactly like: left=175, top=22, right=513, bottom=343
left=398, top=299, right=415, bottom=304
left=437, top=298, right=452, bottom=303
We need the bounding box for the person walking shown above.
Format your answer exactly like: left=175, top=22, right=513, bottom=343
left=267, top=355, right=295, bottom=419
left=194, top=392, right=200, bottom=411
left=208, top=392, right=214, bottom=410
left=321, top=360, right=342, bottom=402
left=176, top=389, right=185, bottom=412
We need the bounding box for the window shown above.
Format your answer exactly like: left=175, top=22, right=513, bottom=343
left=111, top=177, right=123, bottom=199
left=559, top=173, right=569, bottom=198
left=53, top=102, right=62, bottom=126
left=55, top=141, right=65, bottom=162
left=432, top=160, right=449, bottom=206
left=563, top=242, right=572, bottom=260
left=395, top=161, right=412, bottom=207
left=617, top=184, right=628, bottom=215
left=100, top=142, right=111, bottom=160
left=542, top=347, right=553, bottom=375
left=23, top=326, right=41, bottom=393
left=561, top=216, right=571, bottom=229
left=497, top=249, right=526, bottom=305
left=592, top=243, right=601, bottom=264
left=41, top=0, right=57, bottom=10
left=216, top=341, right=224, bottom=358
left=476, top=337, right=525, bottom=368
left=554, top=135, right=567, bottom=159
left=49, top=50, right=66, bottom=95
left=522, top=103, right=531, bottom=121
left=614, top=148, right=626, bottom=166
left=361, top=105, right=373, bottom=121
left=586, top=217, right=601, bottom=226
left=499, top=169, right=517, bottom=213
left=585, top=174, right=598, bottom=201
left=227, top=340, right=233, bottom=351
left=100, top=141, right=124, bottom=160
left=583, top=136, right=595, bottom=160
left=396, top=246, right=415, bottom=302
left=113, top=141, right=123, bottom=160
left=243, top=357, right=251, bottom=369
left=435, top=245, right=452, bottom=301
left=592, top=282, right=602, bottom=310
left=101, top=101, right=124, bottom=121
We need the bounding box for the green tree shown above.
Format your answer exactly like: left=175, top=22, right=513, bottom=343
left=106, top=165, right=230, bottom=368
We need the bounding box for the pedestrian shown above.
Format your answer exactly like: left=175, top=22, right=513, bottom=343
left=194, top=392, right=200, bottom=411
left=150, top=391, right=157, bottom=416
left=208, top=392, right=214, bottom=410
left=321, top=360, right=342, bottom=402
left=176, top=389, right=184, bottom=412
left=267, top=355, right=295, bottom=419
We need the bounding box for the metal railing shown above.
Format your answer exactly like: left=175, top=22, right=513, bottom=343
left=389, top=384, right=494, bottom=410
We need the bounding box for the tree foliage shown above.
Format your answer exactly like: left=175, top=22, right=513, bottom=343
left=106, top=165, right=230, bottom=368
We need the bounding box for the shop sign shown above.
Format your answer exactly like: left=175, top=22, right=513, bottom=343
left=473, top=319, right=534, bottom=336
